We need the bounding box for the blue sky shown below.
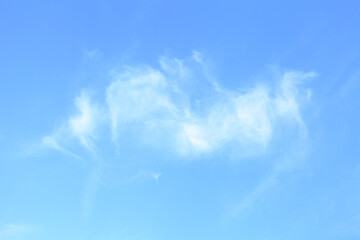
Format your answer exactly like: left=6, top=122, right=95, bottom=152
left=1, top=1, right=360, bottom=239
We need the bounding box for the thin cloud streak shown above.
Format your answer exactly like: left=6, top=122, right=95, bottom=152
left=42, top=134, right=82, bottom=160
left=232, top=141, right=310, bottom=217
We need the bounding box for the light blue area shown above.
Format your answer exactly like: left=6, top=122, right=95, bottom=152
left=1, top=1, right=360, bottom=239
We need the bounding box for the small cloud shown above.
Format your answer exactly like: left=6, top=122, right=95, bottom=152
left=151, top=172, right=162, bottom=184
left=192, top=50, right=203, bottom=63
left=181, top=123, right=211, bottom=152
left=128, top=170, right=162, bottom=184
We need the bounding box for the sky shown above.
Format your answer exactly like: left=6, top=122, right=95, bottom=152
left=1, top=1, right=360, bottom=239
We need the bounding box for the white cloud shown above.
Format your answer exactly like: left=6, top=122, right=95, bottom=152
left=108, top=65, right=312, bottom=156
left=43, top=52, right=314, bottom=159
left=68, top=91, right=101, bottom=152
left=40, top=52, right=315, bottom=223
left=106, top=67, right=180, bottom=140
left=181, top=123, right=211, bottom=152
left=42, top=90, right=102, bottom=158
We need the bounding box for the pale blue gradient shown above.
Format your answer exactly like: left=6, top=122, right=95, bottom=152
left=1, top=1, right=360, bottom=240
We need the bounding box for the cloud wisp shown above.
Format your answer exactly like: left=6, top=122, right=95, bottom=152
left=128, top=170, right=162, bottom=184
left=40, top=51, right=315, bottom=221
left=42, top=51, right=315, bottom=160
left=42, top=90, right=102, bottom=158
left=105, top=56, right=314, bottom=157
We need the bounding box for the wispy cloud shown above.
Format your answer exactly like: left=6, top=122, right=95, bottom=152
left=42, top=133, right=82, bottom=160
left=105, top=57, right=314, bottom=156
left=128, top=170, right=162, bottom=184
left=68, top=91, right=101, bottom=152
left=42, top=90, right=102, bottom=158
left=42, top=51, right=314, bottom=159
left=106, top=66, right=180, bottom=141
left=40, top=51, right=315, bottom=221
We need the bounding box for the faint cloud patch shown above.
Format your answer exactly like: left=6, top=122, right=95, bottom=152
left=84, top=49, right=101, bottom=60
left=232, top=144, right=310, bottom=217
left=192, top=50, right=203, bottom=63
left=0, top=224, right=36, bottom=240
left=128, top=170, right=162, bottom=184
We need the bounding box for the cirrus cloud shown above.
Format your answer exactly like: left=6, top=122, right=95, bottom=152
left=42, top=51, right=315, bottom=159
